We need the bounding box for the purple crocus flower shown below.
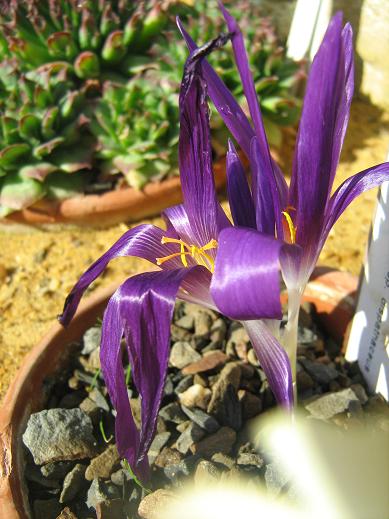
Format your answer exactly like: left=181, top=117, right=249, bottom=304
left=178, top=5, right=389, bottom=397
left=59, top=37, right=290, bottom=482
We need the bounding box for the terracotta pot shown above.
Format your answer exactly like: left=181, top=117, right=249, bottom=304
left=2, top=158, right=228, bottom=227
left=0, top=284, right=118, bottom=519
left=0, top=268, right=357, bottom=518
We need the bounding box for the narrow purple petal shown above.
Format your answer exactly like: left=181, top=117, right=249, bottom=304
left=279, top=242, right=304, bottom=290
left=176, top=16, right=255, bottom=157
left=210, top=227, right=283, bottom=320
left=219, top=3, right=269, bottom=149
left=101, top=267, right=205, bottom=482
left=59, top=224, right=179, bottom=326
left=178, top=266, right=216, bottom=310
left=177, top=14, right=285, bottom=237
left=179, top=52, right=220, bottom=246
left=331, top=24, right=354, bottom=179
left=244, top=320, right=294, bottom=409
left=250, top=137, right=280, bottom=235
left=218, top=4, right=287, bottom=235
left=320, top=164, right=389, bottom=251
left=100, top=292, right=149, bottom=480
left=226, top=140, right=256, bottom=228
left=163, top=204, right=193, bottom=243
left=290, top=13, right=349, bottom=247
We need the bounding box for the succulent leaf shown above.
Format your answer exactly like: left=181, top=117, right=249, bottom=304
left=0, top=143, right=31, bottom=170
left=19, top=162, right=58, bottom=181
left=0, top=169, right=45, bottom=210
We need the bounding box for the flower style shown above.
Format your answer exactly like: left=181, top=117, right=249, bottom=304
left=59, top=34, right=290, bottom=482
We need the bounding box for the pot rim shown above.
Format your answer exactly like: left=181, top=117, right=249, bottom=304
left=0, top=268, right=358, bottom=519
left=1, top=157, right=227, bottom=227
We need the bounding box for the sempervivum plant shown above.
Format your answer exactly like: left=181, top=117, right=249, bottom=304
left=90, top=75, right=179, bottom=189
left=152, top=0, right=305, bottom=147
left=0, top=0, right=170, bottom=85
left=0, top=58, right=93, bottom=215
left=0, top=0, right=186, bottom=214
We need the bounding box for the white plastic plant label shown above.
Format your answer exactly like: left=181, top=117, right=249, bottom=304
left=287, top=0, right=332, bottom=61
left=346, top=181, right=389, bottom=400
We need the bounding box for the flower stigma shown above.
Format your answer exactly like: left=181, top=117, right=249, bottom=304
left=281, top=207, right=297, bottom=244
left=156, top=237, right=218, bottom=272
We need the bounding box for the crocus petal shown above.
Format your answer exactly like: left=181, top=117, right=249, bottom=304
left=250, top=137, right=281, bottom=235
left=59, top=224, right=179, bottom=326
left=100, top=291, right=148, bottom=480
left=219, top=3, right=270, bottom=153
left=279, top=242, right=304, bottom=290
left=226, top=139, right=256, bottom=228
left=179, top=266, right=216, bottom=310
left=290, top=13, right=351, bottom=247
left=320, top=164, right=389, bottom=251
left=219, top=4, right=284, bottom=236
left=179, top=51, right=220, bottom=246
left=331, top=23, right=354, bottom=179
left=244, top=320, right=294, bottom=409
left=210, top=227, right=283, bottom=320
left=163, top=204, right=193, bottom=242
left=101, top=267, right=204, bottom=482
left=176, top=16, right=255, bottom=156
left=178, top=14, right=285, bottom=237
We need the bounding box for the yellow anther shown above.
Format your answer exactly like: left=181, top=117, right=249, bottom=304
left=156, top=236, right=218, bottom=272
left=281, top=210, right=297, bottom=244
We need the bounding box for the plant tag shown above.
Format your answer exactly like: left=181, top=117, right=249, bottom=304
left=287, top=0, right=332, bottom=60
left=346, top=181, right=389, bottom=400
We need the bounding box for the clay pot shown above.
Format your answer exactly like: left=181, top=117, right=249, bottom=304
left=0, top=268, right=357, bottom=518
left=0, top=284, right=118, bottom=519
left=2, top=159, right=227, bottom=227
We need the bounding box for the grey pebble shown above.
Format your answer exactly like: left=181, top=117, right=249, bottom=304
left=159, top=402, right=187, bottom=424
left=175, top=314, right=194, bottom=330
left=82, top=326, right=102, bottom=355
left=300, top=358, right=339, bottom=385
left=60, top=463, right=87, bottom=503
left=175, top=422, right=205, bottom=454
left=148, top=431, right=171, bottom=464
left=194, top=311, right=213, bottom=338
left=181, top=405, right=220, bottom=433
left=40, top=461, right=76, bottom=480
left=169, top=341, right=201, bottom=369
left=163, top=455, right=200, bottom=482
left=305, top=388, right=359, bottom=420
left=86, top=478, right=120, bottom=510
left=237, top=452, right=264, bottom=468
left=174, top=375, right=194, bottom=394
left=265, top=460, right=290, bottom=495
left=23, top=408, right=96, bottom=465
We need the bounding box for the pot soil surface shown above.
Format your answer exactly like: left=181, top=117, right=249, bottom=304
left=0, top=98, right=389, bottom=401
left=21, top=299, right=389, bottom=519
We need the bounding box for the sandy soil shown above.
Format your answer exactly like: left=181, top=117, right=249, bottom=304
left=0, top=98, right=388, bottom=401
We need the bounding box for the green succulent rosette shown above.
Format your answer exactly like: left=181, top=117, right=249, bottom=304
left=152, top=0, right=305, bottom=147
left=0, top=0, right=304, bottom=214
left=90, top=76, right=179, bottom=189
left=0, top=59, right=93, bottom=215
